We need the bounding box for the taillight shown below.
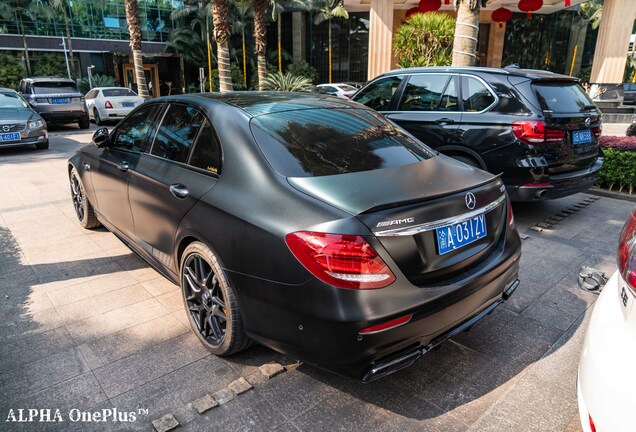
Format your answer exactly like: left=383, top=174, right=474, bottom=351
left=285, top=231, right=396, bottom=289
left=504, top=191, right=515, bottom=229
left=592, top=125, right=602, bottom=138
left=343, top=93, right=352, bottom=98
left=105, top=100, right=113, bottom=109
left=588, top=415, right=596, bottom=432
left=512, top=120, right=565, bottom=145
left=359, top=314, right=413, bottom=334
left=617, top=209, right=636, bottom=288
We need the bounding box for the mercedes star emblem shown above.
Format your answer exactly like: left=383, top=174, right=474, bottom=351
left=465, top=192, right=476, bottom=210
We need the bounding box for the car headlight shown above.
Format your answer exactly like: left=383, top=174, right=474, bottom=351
left=28, top=120, right=45, bottom=129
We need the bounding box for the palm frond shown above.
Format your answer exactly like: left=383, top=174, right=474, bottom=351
left=262, top=71, right=314, bottom=92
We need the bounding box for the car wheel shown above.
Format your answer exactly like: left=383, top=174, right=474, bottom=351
left=35, top=140, right=49, bottom=150
left=78, top=116, right=90, bottom=130
left=452, top=154, right=481, bottom=169
left=93, top=109, right=103, bottom=126
left=69, top=167, right=100, bottom=229
left=180, top=242, right=252, bottom=356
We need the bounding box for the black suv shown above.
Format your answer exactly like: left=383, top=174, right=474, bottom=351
left=352, top=67, right=603, bottom=201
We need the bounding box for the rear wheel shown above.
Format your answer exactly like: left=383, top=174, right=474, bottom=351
left=78, top=116, right=90, bottom=130
left=93, top=108, right=103, bottom=126
left=180, top=242, right=252, bottom=356
left=451, top=154, right=481, bottom=169
left=69, top=167, right=100, bottom=229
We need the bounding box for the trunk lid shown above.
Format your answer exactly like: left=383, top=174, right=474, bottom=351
left=288, top=156, right=508, bottom=285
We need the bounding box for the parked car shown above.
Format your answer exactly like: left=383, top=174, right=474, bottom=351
left=67, top=93, right=521, bottom=381
left=18, top=77, right=89, bottom=129
left=578, top=207, right=636, bottom=432
left=351, top=67, right=604, bottom=201
left=316, top=83, right=358, bottom=99
left=623, top=82, right=636, bottom=105
left=0, top=88, right=48, bottom=150
left=85, top=87, right=145, bottom=125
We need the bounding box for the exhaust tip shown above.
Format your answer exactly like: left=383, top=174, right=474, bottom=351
left=536, top=189, right=549, bottom=199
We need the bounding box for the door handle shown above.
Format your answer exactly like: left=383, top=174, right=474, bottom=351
left=116, top=161, right=129, bottom=172
left=434, top=118, right=455, bottom=125
left=169, top=184, right=189, bottom=199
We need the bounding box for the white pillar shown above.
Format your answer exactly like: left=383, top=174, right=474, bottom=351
left=367, top=0, right=394, bottom=80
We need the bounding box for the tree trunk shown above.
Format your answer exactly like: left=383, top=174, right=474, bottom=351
left=63, top=11, right=74, bottom=78
left=124, top=0, right=150, bottom=99
left=277, top=13, right=282, bottom=73
left=328, top=18, right=332, bottom=83
left=253, top=0, right=268, bottom=91
left=452, top=1, right=480, bottom=66
left=19, top=15, right=31, bottom=77
left=212, top=0, right=232, bottom=92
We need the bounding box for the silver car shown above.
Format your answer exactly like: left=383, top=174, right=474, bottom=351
left=0, top=88, right=48, bottom=149
left=18, top=77, right=90, bottom=129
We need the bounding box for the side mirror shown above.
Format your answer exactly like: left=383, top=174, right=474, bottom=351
left=92, top=127, right=111, bottom=147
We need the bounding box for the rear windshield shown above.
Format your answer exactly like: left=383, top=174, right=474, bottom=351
left=337, top=84, right=357, bottom=92
left=103, top=88, right=137, bottom=97
left=32, top=82, right=78, bottom=94
left=251, top=108, right=434, bottom=177
left=532, top=82, right=594, bottom=113
left=0, top=92, right=28, bottom=109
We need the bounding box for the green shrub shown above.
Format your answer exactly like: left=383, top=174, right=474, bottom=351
left=393, top=12, right=455, bottom=68
left=262, top=72, right=314, bottom=92
left=597, top=135, right=636, bottom=194
left=0, top=54, right=24, bottom=89
left=287, top=61, right=318, bottom=84
left=32, top=53, right=68, bottom=77
left=76, top=74, right=116, bottom=94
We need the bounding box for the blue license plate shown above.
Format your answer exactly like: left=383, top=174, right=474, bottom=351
left=51, top=98, right=69, bottom=104
left=436, top=214, right=487, bottom=255
left=0, top=132, right=20, bottom=142
left=122, top=102, right=134, bottom=108
left=572, top=129, right=592, bottom=145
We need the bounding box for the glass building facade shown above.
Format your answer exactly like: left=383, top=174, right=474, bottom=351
left=0, top=0, right=183, bottom=42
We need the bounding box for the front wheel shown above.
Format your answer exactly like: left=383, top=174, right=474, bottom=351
left=69, top=167, right=100, bottom=229
left=180, top=242, right=252, bottom=356
left=35, top=140, right=49, bottom=150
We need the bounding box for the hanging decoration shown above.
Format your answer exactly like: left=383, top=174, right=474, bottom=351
left=445, top=0, right=450, bottom=4
left=405, top=7, right=420, bottom=19
left=418, top=0, right=442, bottom=13
left=565, top=0, right=571, bottom=6
left=491, top=7, right=512, bottom=28
left=518, top=0, right=543, bottom=20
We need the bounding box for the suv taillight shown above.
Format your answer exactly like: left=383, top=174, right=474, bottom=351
left=512, top=121, right=565, bottom=145
left=285, top=231, right=396, bottom=289
left=592, top=125, right=602, bottom=138
left=618, top=209, right=636, bottom=289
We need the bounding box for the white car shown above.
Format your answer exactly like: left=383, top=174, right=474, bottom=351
left=578, top=207, right=636, bottom=432
left=316, top=83, right=358, bottom=99
left=85, top=87, right=145, bottom=125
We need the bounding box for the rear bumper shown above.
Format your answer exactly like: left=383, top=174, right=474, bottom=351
left=38, top=107, right=88, bottom=123
left=508, top=157, right=603, bottom=201
left=96, top=107, right=134, bottom=120
left=230, top=229, right=521, bottom=380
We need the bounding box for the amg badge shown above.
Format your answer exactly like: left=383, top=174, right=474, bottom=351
left=377, top=217, right=415, bottom=228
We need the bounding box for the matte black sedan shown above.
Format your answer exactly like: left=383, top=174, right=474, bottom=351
left=68, top=93, right=521, bottom=381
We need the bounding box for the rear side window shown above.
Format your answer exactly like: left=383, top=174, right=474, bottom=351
left=533, top=82, right=595, bottom=113
left=462, top=76, right=496, bottom=112
left=32, top=82, right=78, bottom=94
left=398, top=74, right=450, bottom=111
left=103, top=88, right=137, bottom=97
left=352, top=76, right=403, bottom=111
left=251, top=108, right=434, bottom=178
left=189, top=120, right=221, bottom=175
left=151, top=104, right=204, bottom=163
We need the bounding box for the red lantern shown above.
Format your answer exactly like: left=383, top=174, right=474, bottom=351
left=518, top=0, right=543, bottom=19
left=405, top=7, right=420, bottom=19
left=445, top=0, right=450, bottom=4
left=418, top=0, right=442, bottom=13
left=565, top=0, right=571, bottom=6
left=491, top=7, right=512, bottom=28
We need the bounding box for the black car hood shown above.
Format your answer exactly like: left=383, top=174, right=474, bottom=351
left=0, top=108, right=39, bottom=123
left=288, top=155, right=498, bottom=215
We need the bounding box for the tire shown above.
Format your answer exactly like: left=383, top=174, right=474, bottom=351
left=69, top=167, right=100, bottom=229
left=180, top=241, right=252, bottom=356
left=451, top=154, right=481, bottom=169
left=78, top=116, right=90, bottom=130
left=93, top=108, right=103, bottom=126
left=35, top=140, right=49, bottom=150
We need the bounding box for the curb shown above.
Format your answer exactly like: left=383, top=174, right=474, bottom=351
left=587, top=187, right=636, bottom=203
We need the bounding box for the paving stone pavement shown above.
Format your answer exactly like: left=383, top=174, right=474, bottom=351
left=0, top=130, right=633, bottom=431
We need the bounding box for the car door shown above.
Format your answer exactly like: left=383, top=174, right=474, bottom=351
left=128, top=103, right=220, bottom=272
left=383, top=74, right=462, bottom=149
left=87, top=103, right=163, bottom=236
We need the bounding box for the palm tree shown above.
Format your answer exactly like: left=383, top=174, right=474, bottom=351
left=49, top=0, right=73, bottom=77
left=212, top=0, right=233, bottom=92
left=578, top=0, right=603, bottom=29
left=253, top=0, right=268, bottom=90
left=233, top=0, right=252, bottom=89
left=451, top=0, right=486, bottom=66
left=314, top=0, right=348, bottom=83
left=0, top=0, right=54, bottom=76
left=124, top=0, right=150, bottom=99
left=270, top=0, right=312, bottom=73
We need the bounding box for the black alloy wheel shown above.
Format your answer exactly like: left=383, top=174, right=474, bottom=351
left=69, top=167, right=100, bottom=229
left=94, top=108, right=103, bottom=126
left=180, top=242, right=251, bottom=355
